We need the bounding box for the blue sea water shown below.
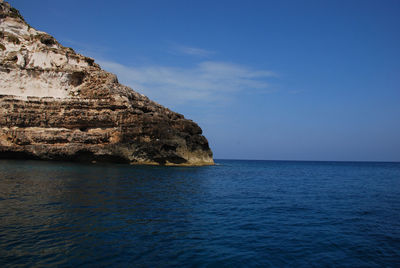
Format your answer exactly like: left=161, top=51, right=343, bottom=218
left=0, top=159, right=399, bottom=267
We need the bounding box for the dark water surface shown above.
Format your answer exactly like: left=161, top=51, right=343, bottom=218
left=0, top=159, right=399, bottom=267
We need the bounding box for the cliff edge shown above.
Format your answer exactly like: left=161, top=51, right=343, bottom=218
left=0, top=1, right=214, bottom=166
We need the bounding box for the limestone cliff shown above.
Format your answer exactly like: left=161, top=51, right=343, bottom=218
left=0, top=1, right=214, bottom=166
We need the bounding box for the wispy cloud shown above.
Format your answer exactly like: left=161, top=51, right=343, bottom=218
left=98, top=60, right=276, bottom=107
left=98, top=61, right=276, bottom=105
left=174, top=45, right=214, bottom=57
left=167, top=43, right=215, bottom=57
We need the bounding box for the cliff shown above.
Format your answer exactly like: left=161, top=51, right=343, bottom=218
left=0, top=1, right=214, bottom=166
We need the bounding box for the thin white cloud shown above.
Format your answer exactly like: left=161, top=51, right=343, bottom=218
left=98, top=60, right=276, bottom=106
left=175, top=45, right=214, bottom=57
left=167, top=43, right=215, bottom=57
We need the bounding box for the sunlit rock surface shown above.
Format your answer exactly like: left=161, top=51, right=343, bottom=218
left=0, top=1, right=214, bottom=166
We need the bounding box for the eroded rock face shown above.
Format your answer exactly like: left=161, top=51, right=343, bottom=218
left=0, top=1, right=214, bottom=166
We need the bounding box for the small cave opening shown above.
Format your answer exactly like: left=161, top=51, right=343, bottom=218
left=69, top=71, right=86, bottom=87
left=154, top=155, right=186, bottom=165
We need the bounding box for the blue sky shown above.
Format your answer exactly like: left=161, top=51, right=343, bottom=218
left=11, top=0, right=400, bottom=161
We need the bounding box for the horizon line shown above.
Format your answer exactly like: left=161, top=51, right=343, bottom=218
left=214, top=158, right=400, bottom=164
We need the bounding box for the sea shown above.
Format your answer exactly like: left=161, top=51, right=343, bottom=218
left=0, top=159, right=399, bottom=267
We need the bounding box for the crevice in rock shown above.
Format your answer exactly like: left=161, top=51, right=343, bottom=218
left=69, top=71, right=85, bottom=87
left=71, top=150, right=130, bottom=163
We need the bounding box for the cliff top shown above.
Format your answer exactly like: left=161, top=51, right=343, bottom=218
left=0, top=1, right=152, bottom=103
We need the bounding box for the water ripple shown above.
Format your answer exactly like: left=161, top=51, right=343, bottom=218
left=0, top=159, right=399, bottom=267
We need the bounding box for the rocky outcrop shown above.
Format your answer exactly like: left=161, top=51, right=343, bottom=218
left=0, top=1, right=214, bottom=166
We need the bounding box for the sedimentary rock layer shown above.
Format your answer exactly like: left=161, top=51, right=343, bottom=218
left=0, top=1, right=214, bottom=166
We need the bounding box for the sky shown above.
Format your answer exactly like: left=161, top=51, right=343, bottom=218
left=10, top=0, right=400, bottom=162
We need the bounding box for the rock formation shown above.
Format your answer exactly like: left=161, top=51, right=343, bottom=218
left=0, top=1, right=214, bottom=166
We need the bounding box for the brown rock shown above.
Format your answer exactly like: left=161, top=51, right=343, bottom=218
left=0, top=1, right=214, bottom=166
